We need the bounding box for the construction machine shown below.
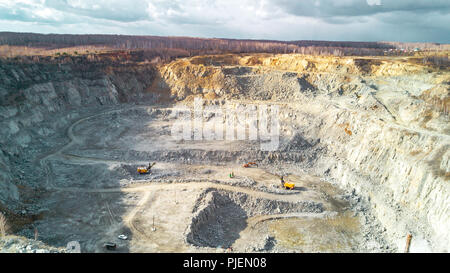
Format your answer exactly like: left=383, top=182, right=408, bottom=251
left=104, top=242, right=117, bottom=250
left=242, top=162, right=258, bottom=168
left=137, top=162, right=156, bottom=174
left=280, top=176, right=295, bottom=190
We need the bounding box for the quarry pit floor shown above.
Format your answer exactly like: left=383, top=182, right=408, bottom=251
left=22, top=104, right=390, bottom=253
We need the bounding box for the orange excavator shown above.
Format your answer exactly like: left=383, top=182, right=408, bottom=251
left=242, top=162, right=258, bottom=168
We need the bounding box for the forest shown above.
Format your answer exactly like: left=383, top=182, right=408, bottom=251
left=0, top=32, right=448, bottom=64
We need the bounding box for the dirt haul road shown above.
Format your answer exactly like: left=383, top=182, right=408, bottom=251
left=25, top=103, right=392, bottom=253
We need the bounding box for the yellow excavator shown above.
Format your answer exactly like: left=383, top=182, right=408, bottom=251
left=137, top=162, right=156, bottom=174
left=280, top=176, right=295, bottom=190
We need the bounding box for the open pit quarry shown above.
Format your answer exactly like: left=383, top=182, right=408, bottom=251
left=0, top=54, right=448, bottom=253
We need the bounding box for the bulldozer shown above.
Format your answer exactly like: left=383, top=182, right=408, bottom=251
left=137, top=162, right=156, bottom=174
left=242, top=162, right=258, bottom=168
left=280, top=176, right=295, bottom=190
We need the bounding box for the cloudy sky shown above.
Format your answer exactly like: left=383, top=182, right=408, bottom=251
left=0, top=0, right=449, bottom=43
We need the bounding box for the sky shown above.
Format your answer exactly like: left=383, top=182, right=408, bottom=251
left=0, top=0, right=449, bottom=43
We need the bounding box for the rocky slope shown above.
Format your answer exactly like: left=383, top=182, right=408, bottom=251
left=0, top=61, right=158, bottom=204
left=155, top=54, right=449, bottom=252
left=0, top=235, right=65, bottom=253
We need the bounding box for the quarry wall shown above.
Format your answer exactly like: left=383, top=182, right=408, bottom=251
left=0, top=54, right=448, bottom=251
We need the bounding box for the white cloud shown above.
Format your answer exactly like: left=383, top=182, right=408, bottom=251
left=367, top=0, right=381, bottom=6
left=0, top=0, right=448, bottom=43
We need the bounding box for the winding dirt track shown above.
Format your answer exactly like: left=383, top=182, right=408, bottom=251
left=36, top=105, right=321, bottom=247
left=38, top=106, right=307, bottom=201
left=124, top=191, right=152, bottom=240
left=36, top=101, right=440, bottom=249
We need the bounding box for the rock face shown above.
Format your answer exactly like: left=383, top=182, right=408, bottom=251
left=185, top=189, right=323, bottom=248
left=0, top=62, right=158, bottom=205
left=315, top=110, right=449, bottom=252
left=0, top=54, right=448, bottom=252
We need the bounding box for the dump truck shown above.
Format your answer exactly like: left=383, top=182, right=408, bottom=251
left=137, top=162, right=156, bottom=174
left=104, top=242, right=117, bottom=250
left=280, top=176, right=295, bottom=190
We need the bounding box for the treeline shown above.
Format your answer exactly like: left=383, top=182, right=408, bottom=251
left=0, top=48, right=195, bottom=65
left=378, top=41, right=450, bottom=51
left=0, top=32, right=449, bottom=59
